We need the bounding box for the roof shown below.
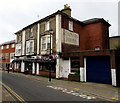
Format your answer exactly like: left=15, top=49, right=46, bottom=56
left=0, top=40, right=15, bottom=46
left=82, top=18, right=111, bottom=26
left=15, top=11, right=111, bottom=34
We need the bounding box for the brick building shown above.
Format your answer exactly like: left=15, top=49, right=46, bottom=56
left=0, top=40, right=15, bottom=70
left=14, top=5, right=116, bottom=85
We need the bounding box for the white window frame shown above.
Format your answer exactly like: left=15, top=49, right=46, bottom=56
left=41, top=35, right=52, bottom=50
left=41, top=37, right=47, bottom=50
left=16, top=44, right=22, bottom=55
left=26, top=41, right=30, bottom=54
left=29, top=40, right=34, bottom=53
left=1, top=46, right=4, bottom=50
left=26, top=40, right=34, bottom=54
left=12, top=44, right=15, bottom=48
left=69, top=21, right=73, bottom=31
left=6, top=45, right=9, bottom=49
left=45, top=21, right=50, bottom=31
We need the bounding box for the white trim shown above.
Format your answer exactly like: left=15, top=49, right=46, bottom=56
left=69, top=58, right=71, bottom=73
left=32, top=62, right=35, bottom=74
left=36, top=63, right=39, bottom=75
left=21, top=61, right=25, bottom=72
left=56, top=14, right=62, bottom=52
left=37, top=23, right=40, bottom=54
left=111, top=69, right=117, bottom=86
left=80, top=67, right=84, bottom=82
left=22, top=30, right=25, bottom=55
left=84, top=57, right=87, bottom=82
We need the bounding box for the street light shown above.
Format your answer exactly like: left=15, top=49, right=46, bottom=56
left=49, top=29, right=54, bottom=81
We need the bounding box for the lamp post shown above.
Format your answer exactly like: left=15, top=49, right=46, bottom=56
left=49, top=29, right=54, bottom=81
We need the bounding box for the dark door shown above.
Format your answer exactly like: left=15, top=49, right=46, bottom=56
left=86, top=56, right=112, bottom=84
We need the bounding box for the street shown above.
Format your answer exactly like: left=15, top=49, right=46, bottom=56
left=2, top=71, right=110, bottom=102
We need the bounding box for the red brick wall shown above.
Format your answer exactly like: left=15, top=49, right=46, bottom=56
left=61, top=16, right=109, bottom=52
left=0, top=43, right=15, bottom=63
left=80, top=22, right=109, bottom=51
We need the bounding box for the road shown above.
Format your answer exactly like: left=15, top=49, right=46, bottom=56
left=2, top=71, right=106, bottom=102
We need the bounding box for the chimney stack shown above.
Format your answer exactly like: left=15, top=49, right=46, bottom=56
left=61, top=4, right=71, bottom=16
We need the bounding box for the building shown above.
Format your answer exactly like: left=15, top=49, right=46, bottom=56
left=109, top=36, right=120, bottom=50
left=0, top=40, right=15, bottom=70
left=14, top=5, right=114, bottom=85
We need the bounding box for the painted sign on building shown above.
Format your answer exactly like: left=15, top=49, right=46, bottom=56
left=63, top=29, right=79, bottom=46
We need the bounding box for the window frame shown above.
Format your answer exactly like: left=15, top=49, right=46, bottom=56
left=6, top=45, right=9, bottom=49
left=69, top=21, right=73, bottom=31
left=45, top=21, right=50, bottom=31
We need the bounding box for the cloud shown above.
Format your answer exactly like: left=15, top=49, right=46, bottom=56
left=0, top=0, right=119, bottom=44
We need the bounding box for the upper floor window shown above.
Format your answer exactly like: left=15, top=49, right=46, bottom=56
left=1, top=46, right=4, bottom=50
left=29, top=28, right=33, bottom=37
left=18, top=35, right=22, bottom=42
left=69, top=21, right=73, bottom=31
left=41, top=36, right=52, bottom=50
left=12, top=44, right=15, bottom=48
left=16, top=44, right=21, bottom=54
left=6, top=45, right=9, bottom=49
left=26, top=40, right=34, bottom=54
left=5, top=53, right=9, bottom=59
left=45, top=21, right=50, bottom=31
left=29, top=40, right=34, bottom=53
left=41, top=37, right=46, bottom=50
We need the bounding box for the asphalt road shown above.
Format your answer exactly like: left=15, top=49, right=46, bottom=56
left=2, top=71, right=105, bottom=102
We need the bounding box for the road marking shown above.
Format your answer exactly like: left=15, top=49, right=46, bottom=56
left=47, top=85, right=119, bottom=102
left=0, top=82, right=26, bottom=103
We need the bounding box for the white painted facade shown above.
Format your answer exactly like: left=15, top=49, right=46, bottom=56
left=56, top=58, right=70, bottom=78
left=111, top=69, right=117, bottom=86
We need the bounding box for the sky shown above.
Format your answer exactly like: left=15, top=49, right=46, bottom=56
left=0, top=0, right=119, bottom=44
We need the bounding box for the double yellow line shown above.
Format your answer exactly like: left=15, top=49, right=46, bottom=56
left=1, top=82, right=26, bottom=103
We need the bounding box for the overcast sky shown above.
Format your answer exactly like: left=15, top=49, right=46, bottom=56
left=0, top=0, right=119, bottom=44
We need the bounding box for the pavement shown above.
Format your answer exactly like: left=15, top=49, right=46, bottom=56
left=2, top=71, right=120, bottom=102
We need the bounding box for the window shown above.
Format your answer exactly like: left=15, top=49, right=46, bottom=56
left=42, top=37, right=46, bottom=50
left=10, top=53, right=15, bottom=59
left=45, top=21, right=50, bottom=31
left=26, top=41, right=30, bottom=54
left=5, top=53, right=9, bottom=59
left=16, top=44, right=21, bottom=54
left=69, top=21, right=73, bottom=31
left=47, top=37, right=50, bottom=49
left=1, top=46, right=4, bottom=50
left=12, top=44, right=15, bottom=48
left=95, top=46, right=100, bottom=50
left=26, top=40, right=34, bottom=54
left=29, top=40, right=34, bottom=53
left=6, top=45, right=9, bottom=49
left=18, top=35, right=22, bottom=42
left=41, top=36, right=52, bottom=50
left=29, top=28, right=33, bottom=37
